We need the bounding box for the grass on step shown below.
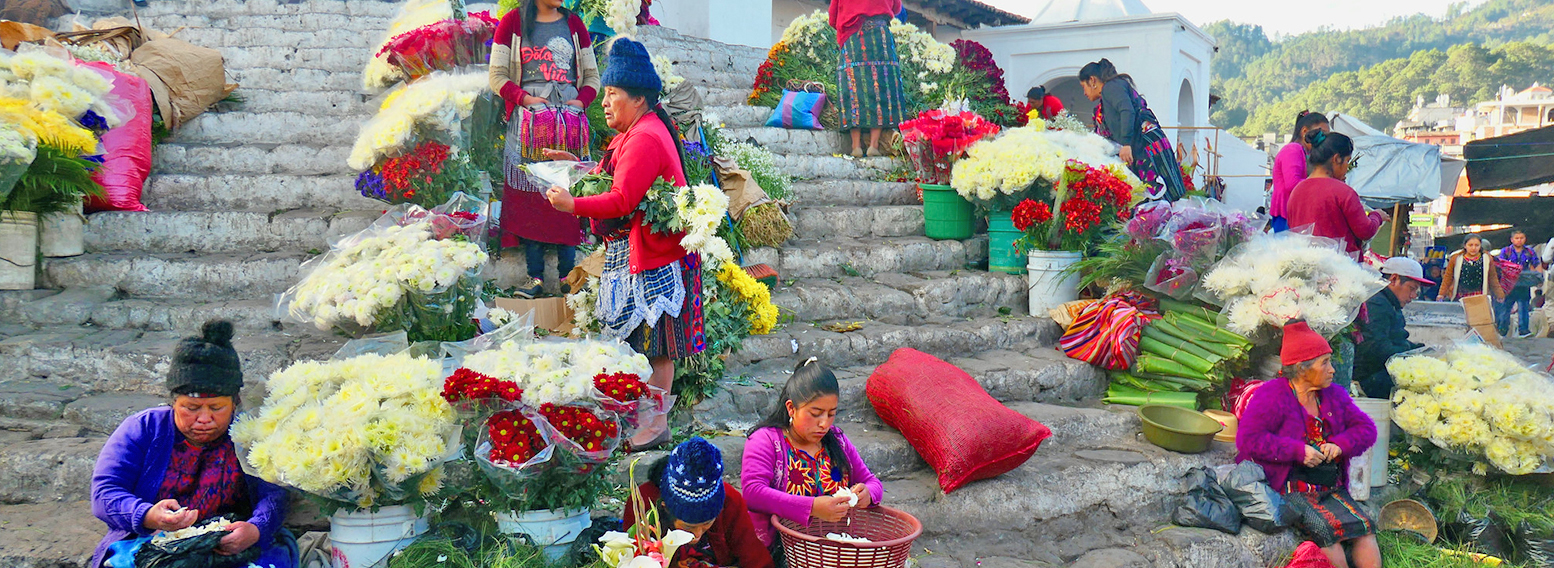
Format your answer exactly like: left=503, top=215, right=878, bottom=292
left=1377, top=530, right=1525, bottom=568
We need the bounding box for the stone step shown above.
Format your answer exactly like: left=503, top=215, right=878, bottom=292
left=726, top=314, right=1060, bottom=370
left=0, top=437, right=106, bottom=505
left=167, top=21, right=391, bottom=50
left=772, top=271, right=1026, bottom=324
left=723, top=127, right=849, bottom=157
left=695, top=349, right=1106, bottom=432
left=232, top=88, right=372, bottom=117
left=227, top=68, right=372, bottom=97
left=698, top=86, right=754, bottom=107
left=213, top=45, right=373, bottom=75
left=173, top=111, right=361, bottom=147
left=0, top=326, right=345, bottom=398
left=745, top=235, right=988, bottom=279
left=774, top=154, right=896, bottom=181
left=0, top=501, right=113, bottom=568
left=130, top=0, right=404, bottom=20
left=85, top=209, right=377, bottom=254
left=786, top=178, right=919, bottom=207
left=142, top=174, right=379, bottom=211
left=705, top=105, right=772, bottom=129
left=152, top=143, right=352, bottom=176
left=790, top=204, right=923, bottom=239
left=42, top=252, right=308, bottom=300
left=2, top=289, right=282, bottom=332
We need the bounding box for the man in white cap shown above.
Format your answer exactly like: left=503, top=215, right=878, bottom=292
left=1354, top=257, right=1434, bottom=398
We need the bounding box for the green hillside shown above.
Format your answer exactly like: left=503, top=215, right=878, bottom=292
left=1207, top=0, right=1554, bottom=137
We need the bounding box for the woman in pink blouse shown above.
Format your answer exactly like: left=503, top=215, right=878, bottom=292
left=1270, top=111, right=1330, bottom=232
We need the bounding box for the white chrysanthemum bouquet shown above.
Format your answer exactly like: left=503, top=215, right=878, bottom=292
left=231, top=351, right=459, bottom=509
left=950, top=119, right=1133, bottom=210
left=1388, top=345, right=1554, bottom=475
left=1200, top=232, right=1387, bottom=336
left=278, top=203, right=489, bottom=342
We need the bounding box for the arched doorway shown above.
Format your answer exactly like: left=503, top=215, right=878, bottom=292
left=1177, top=79, right=1195, bottom=147
left=1041, top=76, right=1090, bottom=128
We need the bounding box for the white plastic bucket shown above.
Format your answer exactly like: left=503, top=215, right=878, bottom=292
left=329, top=505, right=428, bottom=568
left=495, top=508, right=590, bottom=560
left=1027, top=250, right=1083, bottom=316
left=1353, top=397, right=1392, bottom=488
left=39, top=203, right=85, bottom=258
left=0, top=211, right=37, bottom=290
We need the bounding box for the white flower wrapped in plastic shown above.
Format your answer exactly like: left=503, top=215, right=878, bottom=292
left=460, top=338, right=652, bottom=406
left=348, top=70, right=489, bottom=170
left=280, top=216, right=488, bottom=341
left=231, top=351, right=457, bottom=508
left=1201, top=233, right=1387, bottom=335
left=1387, top=346, right=1554, bottom=475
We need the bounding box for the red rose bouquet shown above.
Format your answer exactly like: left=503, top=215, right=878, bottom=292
left=898, top=109, right=1000, bottom=185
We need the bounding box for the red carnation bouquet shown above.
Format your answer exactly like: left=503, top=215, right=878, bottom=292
left=591, top=371, right=671, bottom=436
left=1014, top=160, right=1137, bottom=252
left=898, top=109, right=1000, bottom=185
left=487, top=409, right=548, bottom=465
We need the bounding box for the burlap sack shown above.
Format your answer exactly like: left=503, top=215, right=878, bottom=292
left=718, top=168, right=769, bottom=221
left=0, top=20, right=57, bottom=50
left=124, top=38, right=232, bottom=130
left=563, top=248, right=607, bottom=294
left=0, top=0, right=66, bottom=27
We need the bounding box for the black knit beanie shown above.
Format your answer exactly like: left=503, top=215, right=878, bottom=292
left=166, top=320, right=243, bottom=397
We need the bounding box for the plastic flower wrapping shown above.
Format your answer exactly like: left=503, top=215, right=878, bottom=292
left=1199, top=232, right=1386, bottom=336
left=5, top=46, right=125, bottom=128
left=950, top=118, right=1133, bottom=209
left=1387, top=345, right=1554, bottom=475
left=230, top=350, right=459, bottom=509
left=1009, top=160, right=1139, bottom=252
left=277, top=196, right=490, bottom=342
left=1132, top=198, right=1269, bottom=299
left=376, top=12, right=498, bottom=82
left=349, top=70, right=488, bottom=171
left=363, top=0, right=458, bottom=90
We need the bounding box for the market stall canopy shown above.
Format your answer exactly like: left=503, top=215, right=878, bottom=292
left=1463, top=125, right=1554, bottom=191
left=1442, top=196, right=1554, bottom=248
left=1327, top=113, right=1447, bottom=207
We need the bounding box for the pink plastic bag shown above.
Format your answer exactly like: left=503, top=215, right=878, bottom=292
left=84, top=61, right=151, bottom=213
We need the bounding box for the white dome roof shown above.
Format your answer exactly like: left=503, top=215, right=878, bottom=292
left=1029, top=0, right=1152, bottom=24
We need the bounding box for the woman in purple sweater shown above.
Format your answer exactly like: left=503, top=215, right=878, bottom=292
left=89, top=321, right=294, bottom=568
left=1237, top=319, right=1379, bottom=568
left=741, top=359, right=883, bottom=563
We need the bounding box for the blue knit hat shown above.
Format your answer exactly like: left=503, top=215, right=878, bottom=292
left=600, top=37, right=663, bottom=95
left=660, top=437, right=725, bottom=525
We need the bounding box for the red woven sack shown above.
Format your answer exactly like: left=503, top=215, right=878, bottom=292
left=866, top=348, right=1051, bottom=494
left=1282, top=542, right=1337, bottom=568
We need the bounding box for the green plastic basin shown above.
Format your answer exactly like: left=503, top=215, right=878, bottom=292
left=1138, top=404, right=1224, bottom=454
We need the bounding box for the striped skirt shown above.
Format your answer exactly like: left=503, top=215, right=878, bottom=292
left=598, top=236, right=706, bottom=359
left=1132, top=122, right=1188, bottom=202
left=836, top=17, right=909, bottom=131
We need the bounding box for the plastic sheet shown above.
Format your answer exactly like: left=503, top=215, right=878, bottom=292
left=1444, top=509, right=1513, bottom=560
left=1517, top=521, right=1554, bottom=568
left=1172, top=466, right=1241, bottom=534
left=1218, top=462, right=1295, bottom=533
left=1200, top=231, right=1387, bottom=336
left=1145, top=254, right=1199, bottom=300
left=521, top=160, right=600, bottom=193
left=134, top=520, right=257, bottom=568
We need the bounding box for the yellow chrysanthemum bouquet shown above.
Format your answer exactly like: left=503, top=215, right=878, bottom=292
left=231, top=350, right=460, bottom=511
left=1388, top=344, right=1554, bottom=475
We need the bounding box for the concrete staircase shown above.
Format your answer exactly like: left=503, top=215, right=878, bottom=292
left=0, top=4, right=1297, bottom=567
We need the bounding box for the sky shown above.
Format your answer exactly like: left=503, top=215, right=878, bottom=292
left=979, top=0, right=1484, bottom=37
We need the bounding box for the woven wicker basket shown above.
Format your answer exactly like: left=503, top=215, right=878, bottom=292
left=774, top=506, right=922, bottom=568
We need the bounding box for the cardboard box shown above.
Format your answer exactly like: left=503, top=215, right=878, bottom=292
left=494, top=297, right=575, bottom=336
left=1460, top=294, right=1502, bottom=348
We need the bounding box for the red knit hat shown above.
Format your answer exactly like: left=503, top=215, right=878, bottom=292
left=1281, top=319, right=1332, bottom=366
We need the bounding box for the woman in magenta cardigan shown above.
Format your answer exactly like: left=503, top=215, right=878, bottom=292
left=547, top=38, right=702, bottom=449
left=1284, top=130, right=1390, bottom=258
left=741, top=359, right=883, bottom=564
left=1237, top=320, right=1380, bottom=568
left=1269, top=111, right=1330, bottom=232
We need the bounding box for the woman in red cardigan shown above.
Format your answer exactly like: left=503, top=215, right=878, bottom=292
left=546, top=38, right=704, bottom=449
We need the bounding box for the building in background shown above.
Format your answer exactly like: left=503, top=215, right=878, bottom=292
left=1396, top=94, right=1468, bottom=155
left=1461, top=84, right=1554, bottom=142
left=652, top=0, right=1028, bottom=50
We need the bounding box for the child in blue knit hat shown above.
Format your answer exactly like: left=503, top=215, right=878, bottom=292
left=622, top=437, right=774, bottom=568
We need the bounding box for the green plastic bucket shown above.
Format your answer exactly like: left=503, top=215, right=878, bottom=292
left=920, top=184, right=974, bottom=240
left=986, top=210, right=1027, bottom=274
